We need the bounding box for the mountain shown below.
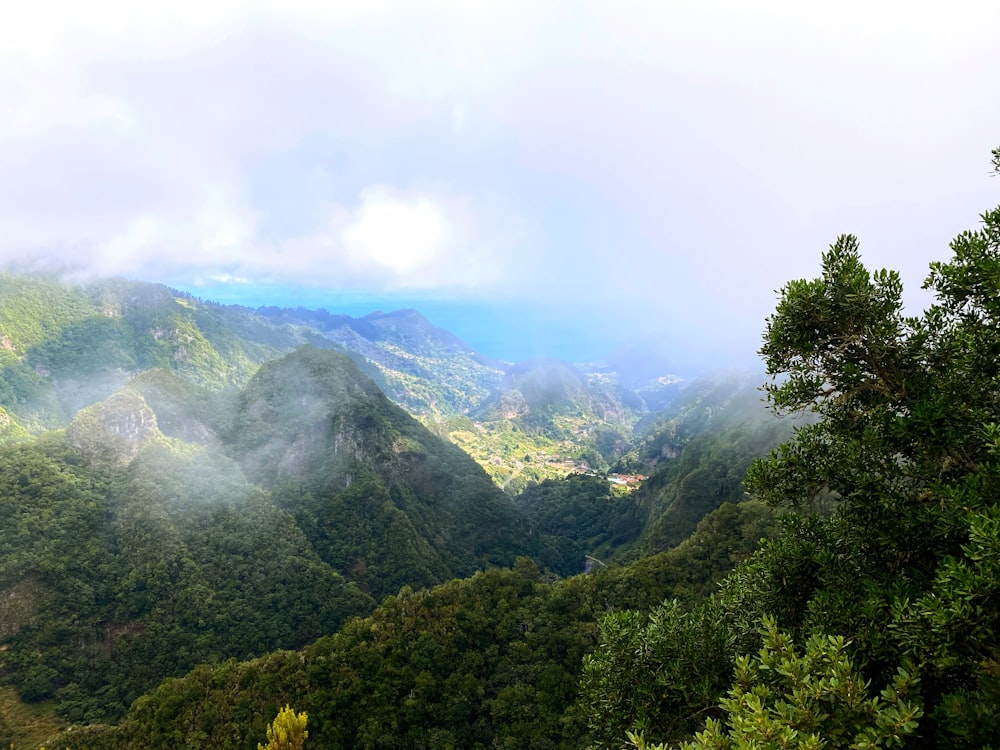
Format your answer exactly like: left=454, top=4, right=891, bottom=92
left=40, top=499, right=778, bottom=750
left=0, top=346, right=536, bottom=725
left=0, top=272, right=319, bottom=430
left=612, top=372, right=794, bottom=556
left=441, top=357, right=659, bottom=493
left=1, top=269, right=784, bottom=742
left=0, top=433, right=374, bottom=726
left=255, top=306, right=506, bottom=417
left=0, top=275, right=795, bottom=749
left=0, top=271, right=690, bottom=489
left=222, top=346, right=535, bottom=597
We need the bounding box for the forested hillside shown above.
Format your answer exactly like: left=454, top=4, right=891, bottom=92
left=619, top=375, right=796, bottom=555
left=0, top=309, right=779, bottom=747
left=225, top=347, right=535, bottom=598
left=37, top=499, right=777, bottom=750
left=0, top=344, right=560, bottom=733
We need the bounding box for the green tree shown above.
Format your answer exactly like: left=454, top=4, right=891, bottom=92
left=259, top=705, right=308, bottom=750
left=673, top=618, right=922, bottom=750
left=585, top=148, right=1000, bottom=749
left=579, top=599, right=733, bottom=748
left=734, top=151, right=1000, bottom=745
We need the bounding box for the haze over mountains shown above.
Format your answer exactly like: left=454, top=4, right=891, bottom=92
left=1, top=3, right=997, bottom=744
left=0, top=271, right=696, bottom=484
left=0, top=268, right=789, bottom=747
left=4, top=173, right=997, bottom=747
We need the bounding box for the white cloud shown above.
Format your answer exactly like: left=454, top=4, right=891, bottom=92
left=342, top=188, right=450, bottom=275
left=96, top=215, right=161, bottom=276
left=0, top=0, right=997, bottom=363
left=197, top=186, right=256, bottom=254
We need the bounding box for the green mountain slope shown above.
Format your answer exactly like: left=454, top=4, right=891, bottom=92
left=611, top=373, right=794, bottom=556
left=0, top=272, right=692, bottom=490
left=0, top=271, right=784, bottom=746
left=255, top=306, right=506, bottom=418
left=444, top=358, right=660, bottom=492
left=0, top=346, right=536, bottom=724
left=0, top=434, right=373, bottom=725
left=0, top=273, right=309, bottom=430
left=224, top=346, right=535, bottom=598
left=45, top=499, right=775, bottom=750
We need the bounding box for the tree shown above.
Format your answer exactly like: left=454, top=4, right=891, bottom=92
left=579, top=599, right=733, bottom=748
left=584, top=148, right=1000, bottom=749
left=258, top=705, right=308, bottom=750
left=676, top=618, right=922, bottom=750
left=736, top=150, right=1000, bottom=746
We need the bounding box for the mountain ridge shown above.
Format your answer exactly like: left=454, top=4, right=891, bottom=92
left=0, top=270, right=690, bottom=487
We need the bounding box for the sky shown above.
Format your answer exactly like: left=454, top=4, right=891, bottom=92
left=1, top=1, right=998, bottom=368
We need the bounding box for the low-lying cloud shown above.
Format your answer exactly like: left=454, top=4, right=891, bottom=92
left=1, top=0, right=998, bottom=364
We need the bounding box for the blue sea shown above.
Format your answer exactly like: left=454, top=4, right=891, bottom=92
left=172, top=283, right=622, bottom=364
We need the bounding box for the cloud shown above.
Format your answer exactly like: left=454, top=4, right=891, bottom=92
left=0, top=1, right=998, bottom=364
left=342, top=188, right=450, bottom=276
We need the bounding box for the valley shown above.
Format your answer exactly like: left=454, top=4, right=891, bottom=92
left=0, top=270, right=783, bottom=748
left=4, top=174, right=997, bottom=750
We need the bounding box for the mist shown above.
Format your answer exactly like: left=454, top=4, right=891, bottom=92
left=1, top=1, right=998, bottom=369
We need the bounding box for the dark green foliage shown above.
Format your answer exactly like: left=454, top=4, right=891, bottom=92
left=580, top=599, right=733, bottom=749
left=584, top=152, right=1000, bottom=749
left=1, top=342, right=564, bottom=730
left=27, top=315, right=137, bottom=380
left=80, top=498, right=776, bottom=750
left=0, top=437, right=372, bottom=723
left=734, top=204, right=1000, bottom=744
left=672, top=620, right=922, bottom=750
left=515, top=474, right=647, bottom=575
left=0, top=436, right=112, bottom=591
left=227, top=346, right=535, bottom=599
left=112, top=563, right=594, bottom=749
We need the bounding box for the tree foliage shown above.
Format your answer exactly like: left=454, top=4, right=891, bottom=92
left=674, top=619, right=922, bottom=750
left=737, top=170, right=1000, bottom=745
left=584, top=149, right=1000, bottom=749
left=259, top=706, right=308, bottom=750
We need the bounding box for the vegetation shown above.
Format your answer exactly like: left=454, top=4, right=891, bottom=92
left=514, top=473, right=646, bottom=575
left=0, top=436, right=372, bottom=724
left=675, top=620, right=922, bottom=750
left=0, top=279, right=682, bottom=488
left=259, top=706, right=308, bottom=750
left=33, top=499, right=770, bottom=750
left=227, top=346, right=536, bottom=599
left=8, top=151, right=999, bottom=748
left=581, top=150, right=1000, bottom=748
